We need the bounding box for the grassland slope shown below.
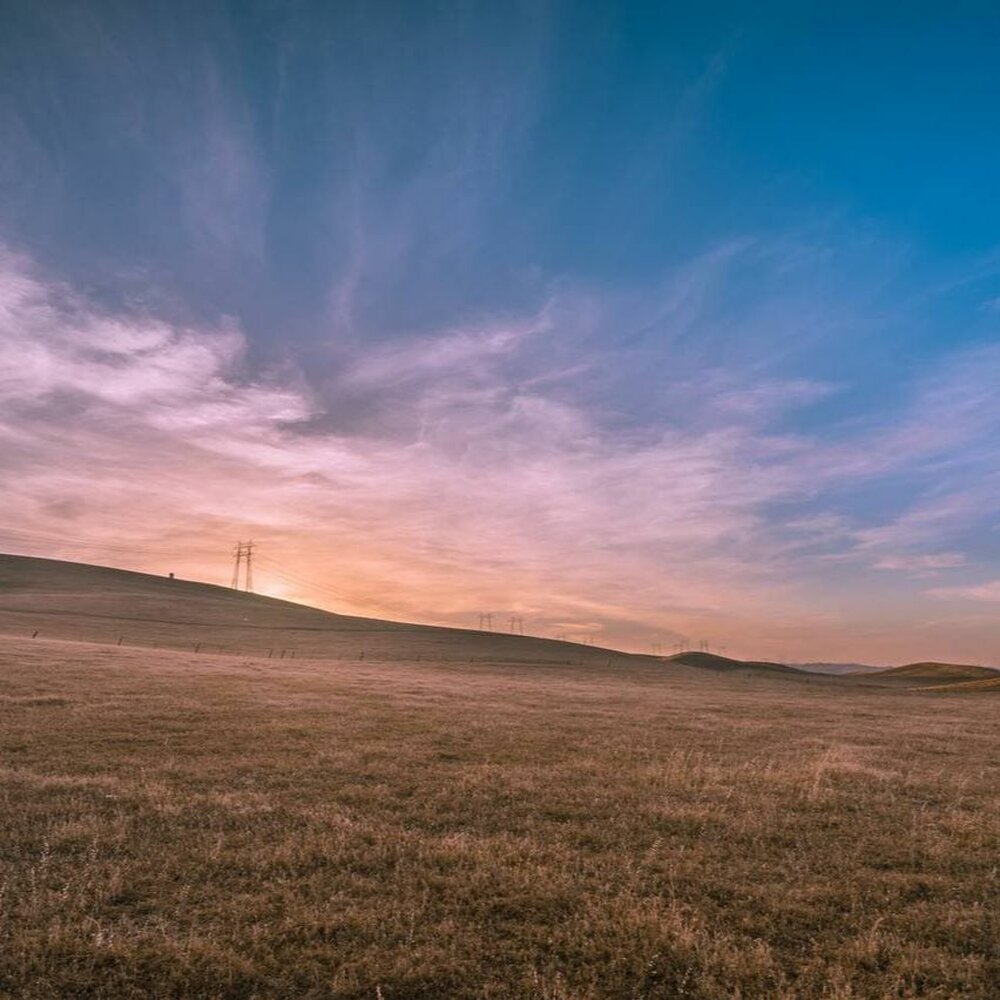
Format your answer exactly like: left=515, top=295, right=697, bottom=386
left=0, top=553, right=650, bottom=666
left=858, top=661, right=999, bottom=685
left=667, top=650, right=805, bottom=675
left=911, top=676, right=1000, bottom=693
left=794, top=661, right=883, bottom=675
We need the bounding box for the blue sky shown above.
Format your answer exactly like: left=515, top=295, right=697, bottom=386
left=2, top=1, right=1000, bottom=661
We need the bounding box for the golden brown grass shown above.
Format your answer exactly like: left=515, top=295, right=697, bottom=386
left=1, top=635, right=998, bottom=999
left=915, top=676, right=1000, bottom=694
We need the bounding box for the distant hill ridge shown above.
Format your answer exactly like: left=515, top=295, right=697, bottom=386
left=856, top=661, right=1000, bottom=685
left=0, top=553, right=762, bottom=674
left=666, top=650, right=805, bottom=675
left=917, top=676, right=1000, bottom=693
left=794, top=662, right=883, bottom=675
left=1, top=554, right=995, bottom=690
left=0, top=553, right=630, bottom=666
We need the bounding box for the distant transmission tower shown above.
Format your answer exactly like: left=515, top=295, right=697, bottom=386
left=508, top=615, right=524, bottom=635
left=231, top=540, right=255, bottom=592
left=478, top=612, right=493, bottom=631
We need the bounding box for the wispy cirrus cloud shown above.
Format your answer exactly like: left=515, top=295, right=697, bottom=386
left=874, top=553, right=966, bottom=573
left=927, top=581, right=1000, bottom=603
left=343, top=314, right=549, bottom=390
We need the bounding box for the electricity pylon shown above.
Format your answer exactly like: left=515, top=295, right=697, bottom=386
left=231, top=540, right=255, bottom=592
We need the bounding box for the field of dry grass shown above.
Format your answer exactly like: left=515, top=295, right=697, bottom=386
left=1, top=632, right=998, bottom=1000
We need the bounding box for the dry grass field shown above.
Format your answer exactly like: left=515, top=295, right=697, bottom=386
left=1, top=555, right=999, bottom=999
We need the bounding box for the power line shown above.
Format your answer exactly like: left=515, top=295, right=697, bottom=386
left=254, top=556, right=356, bottom=604
left=0, top=525, right=189, bottom=557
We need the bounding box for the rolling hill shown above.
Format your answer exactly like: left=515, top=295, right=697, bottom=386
left=6, top=555, right=990, bottom=690
left=3, top=553, right=799, bottom=677
left=666, top=650, right=806, bottom=676
left=0, top=553, right=640, bottom=667
left=916, top=676, right=1000, bottom=694
left=794, top=662, right=883, bottom=675
left=853, top=661, right=1000, bottom=686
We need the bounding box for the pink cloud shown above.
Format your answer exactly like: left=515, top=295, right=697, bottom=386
left=874, top=553, right=966, bottom=572
left=927, top=581, right=1000, bottom=603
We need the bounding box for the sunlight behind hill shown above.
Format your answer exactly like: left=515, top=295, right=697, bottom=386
left=0, top=554, right=641, bottom=668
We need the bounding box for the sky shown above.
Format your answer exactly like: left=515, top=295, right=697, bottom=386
left=2, top=1, right=1000, bottom=663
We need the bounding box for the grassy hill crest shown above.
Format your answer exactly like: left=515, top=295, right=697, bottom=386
left=857, top=661, right=999, bottom=685
left=0, top=553, right=634, bottom=666
left=667, top=650, right=805, bottom=675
